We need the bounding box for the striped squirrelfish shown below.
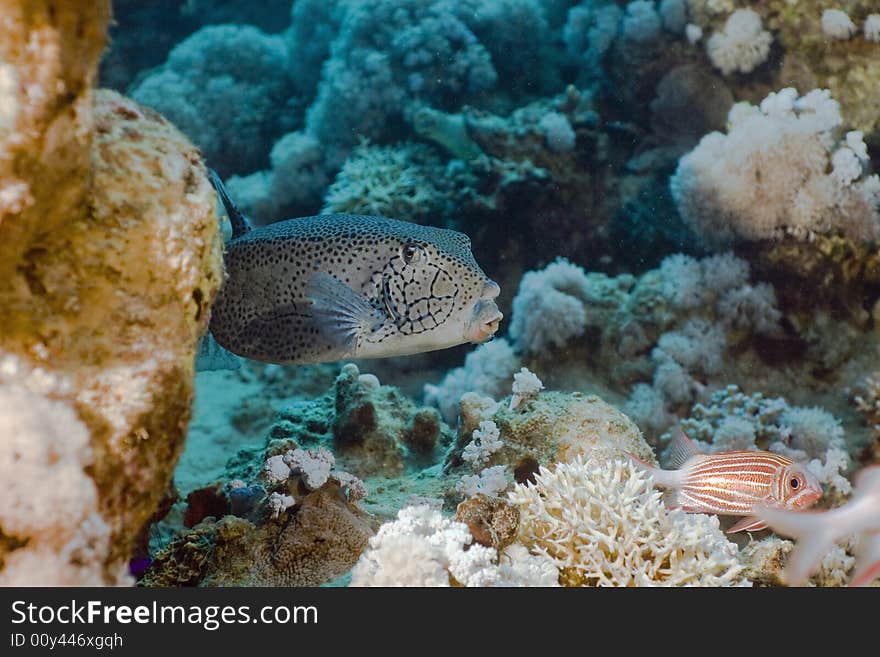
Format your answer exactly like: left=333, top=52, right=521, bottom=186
left=631, top=430, right=823, bottom=533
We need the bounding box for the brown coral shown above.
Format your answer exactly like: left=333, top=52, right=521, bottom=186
left=143, top=482, right=376, bottom=587
left=455, top=494, right=519, bottom=552
left=251, top=483, right=375, bottom=586
left=448, top=391, right=657, bottom=473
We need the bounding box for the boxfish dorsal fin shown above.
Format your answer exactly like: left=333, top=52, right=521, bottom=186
left=669, top=429, right=701, bottom=469
left=208, top=168, right=252, bottom=239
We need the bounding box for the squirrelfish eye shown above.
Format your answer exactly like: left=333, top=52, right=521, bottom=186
left=401, top=243, right=423, bottom=264
left=790, top=478, right=800, bottom=489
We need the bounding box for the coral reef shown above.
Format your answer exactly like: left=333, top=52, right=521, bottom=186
left=738, top=536, right=857, bottom=588
left=854, top=373, right=880, bottom=462
left=144, top=418, right=374, bottom=586
left=671, top=88, right=880, bottom=247
left=1, top=1, right=223, bottom=584
left=36, top=0, right=880, bottom=589
left=142, top=480, right=374, bottom=587
left=321, top=141, right=450, bottom=222
left=672, top=385, right=852, bottom=497
left=130, top=24, right=293, bottom=177
left=756, top=465, right=880, bottom=586
left=509, top=457, right=749, bottom=586
left=454, top=494, right=520, bottom=552
left=349, top=504, right=558, bottom=587
left=264, top=363, right=450, bottom=477
left=446, top=389, right=657, bottom=477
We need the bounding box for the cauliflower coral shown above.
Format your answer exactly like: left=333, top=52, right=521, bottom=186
left=508, top=457, right=749, bottom=586
left=670, top=88, right=880, bottom=246
left=130, top=24, right=291, bottom=177
left=350, top=504, right=558, bottom=586
left=705, top=8, right=772, bottom=75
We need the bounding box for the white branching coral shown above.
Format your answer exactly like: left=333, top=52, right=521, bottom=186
left=671, top=88, right=880, bottom=245
left=262, top=454, right=291, bottom=485
left=350, top=505, right=558, bottom=586
left=284, top=447, right=334, bottom=490
left=267, top=492, right=295, bottom=519
left=263, top=447, right=367, bottom=501
left=462, top=420, right=504, bottom=468
left=457, top=465, right=509, bottom=498
left=508, top=457, right=750, bottom=587
left=509, top=367, right=545, bottom=411
left=821, top=9, right=856, bottom=40
left=706, top=9, right=772, bottom=75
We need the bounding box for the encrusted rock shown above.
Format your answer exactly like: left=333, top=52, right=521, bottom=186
left=455, top=494, right=520, bottom=552
left=448, top=391, right=657, bottom=472
left=0, top=1, right=223, bottom=584
left=267, top=363, right=451, bottom=477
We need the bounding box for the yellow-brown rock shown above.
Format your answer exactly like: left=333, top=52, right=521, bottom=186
left=449, top=391, right=657, bottom=474
left=0, top=2, right=223, bottom=584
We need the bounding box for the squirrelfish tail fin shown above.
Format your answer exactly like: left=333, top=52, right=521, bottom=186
left=624, top=451, right=681, bottom=489
left=208, top=168, right=251, bottom=239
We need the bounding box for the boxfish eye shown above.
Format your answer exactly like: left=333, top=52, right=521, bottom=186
left=401, top=243, right=424, bottom=264
left=790, top=478, right=800, bottom=489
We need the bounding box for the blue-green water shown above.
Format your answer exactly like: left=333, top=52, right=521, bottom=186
left=95, top=0, right=880, bottom=586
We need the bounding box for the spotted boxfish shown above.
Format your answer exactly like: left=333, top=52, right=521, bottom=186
left=756, top=465, right=880, bottom=586
left=630, top=430, right=823, bottom=533
left=198, top=170, right=503, bottom=368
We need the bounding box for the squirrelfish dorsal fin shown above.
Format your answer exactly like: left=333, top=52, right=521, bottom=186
left=669, top=429, right=701, bottom=469
left=208, top=168, right=252, bottom=239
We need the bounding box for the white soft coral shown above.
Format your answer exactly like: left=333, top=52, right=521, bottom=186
left=671, top=87, right=880, bottom=245
left=350, top=504, right=558, bottom=586
left=706, top=9, right=772, bottom=75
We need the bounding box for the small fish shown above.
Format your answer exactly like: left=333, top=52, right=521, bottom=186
left=756, top=465, right=880, bottom=586
left=204, top=171, right=503, bottom=365
left=630, top=430, right=823, bottom=533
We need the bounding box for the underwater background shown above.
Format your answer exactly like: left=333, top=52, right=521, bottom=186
left=1, top=0, right=879, bottom=587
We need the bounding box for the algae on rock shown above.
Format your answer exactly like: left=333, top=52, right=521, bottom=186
left=0, top=1, right=224, bottom=584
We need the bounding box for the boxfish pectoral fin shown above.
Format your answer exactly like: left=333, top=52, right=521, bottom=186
left=305, top=272, right=386, bottom=352
left=726, top=516, right=768, bottom=533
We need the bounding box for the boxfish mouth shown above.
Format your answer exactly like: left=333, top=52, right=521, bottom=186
left=468, top=302, right=503, bottom=343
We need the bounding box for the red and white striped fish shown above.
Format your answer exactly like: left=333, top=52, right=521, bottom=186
left=630, top=430, right=823, bottom=533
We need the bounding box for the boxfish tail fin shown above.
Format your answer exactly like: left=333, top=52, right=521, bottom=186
left=195, top=331, right=242, bottom=372
left=208, top=168, right=252, bottom=239
left=754, top=506, right=836, bottom=586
